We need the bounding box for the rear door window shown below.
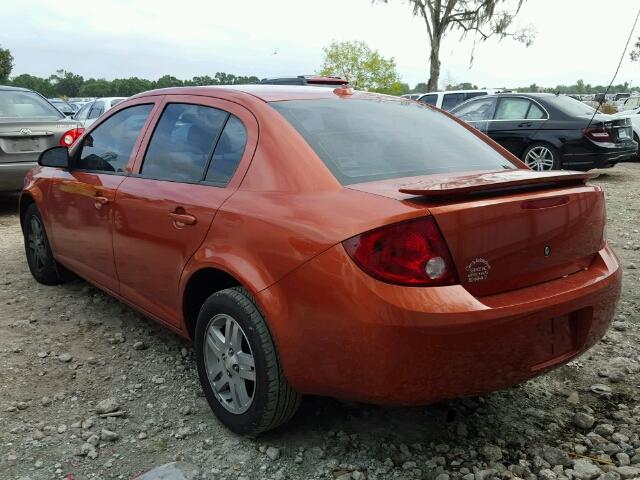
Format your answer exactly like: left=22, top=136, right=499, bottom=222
left=74, top=102, right=92, bottom=121
left=452, top=97, right=496, bottom=122
left=441, top=93, right=466, bottom=111
left=88, top=102, right=105, bottom=120
left=527, top=102, right=547, bottom=119
left=76, top=104, right=153, bottom=173
left=418, top=94, right=437, bottom=106
left=205, top=116, right=247, bottom=185
left=141, top=103, right=229, bottom=182
left=495, top=98, right=532, bottom=120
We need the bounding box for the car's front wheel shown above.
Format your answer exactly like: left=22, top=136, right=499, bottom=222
left=522, top=143, right=560, bottom=171
left=23, top=203, right=67, bottom=285
left=194, top=287, right=301, bottom=435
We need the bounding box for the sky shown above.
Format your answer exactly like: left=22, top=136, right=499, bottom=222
left=2, top=0, right=640, bottom=90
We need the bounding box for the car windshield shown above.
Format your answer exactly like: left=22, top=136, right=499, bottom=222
left=0, top=91, right=64, bottom=119
left=544, top=95, right=596, bottom=117
left=270, top=98, right=514, bottom=185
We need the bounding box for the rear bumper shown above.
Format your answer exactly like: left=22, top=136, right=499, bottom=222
left=258, top=244, right=621, bottom=405
left=563, top=146, right=637, bottom=170
left=0, top=162, right=35, bottom=192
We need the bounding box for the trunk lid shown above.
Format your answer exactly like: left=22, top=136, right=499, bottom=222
left=583, top=114, right=634, bottom=144
left=0, top=118, right=76, bottom=163
left=348, top=169, right=606, bottom=297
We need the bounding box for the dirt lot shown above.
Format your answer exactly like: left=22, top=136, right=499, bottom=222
left=1, top=164, right=639, bottom=480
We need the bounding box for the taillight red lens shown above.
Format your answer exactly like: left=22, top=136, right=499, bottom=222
left=342, top=216, right=458, bottom=286
left=582, top=127, right=612, bottom=143
left=59, top=127, right=85, bottom=146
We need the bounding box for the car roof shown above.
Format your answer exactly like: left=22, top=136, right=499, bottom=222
left=0, top=85, right=32, bottom=92
left=131, top=85, right=383, bottom=102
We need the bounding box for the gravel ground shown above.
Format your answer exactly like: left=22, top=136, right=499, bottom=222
left=1, top=163, right=639, bottom=480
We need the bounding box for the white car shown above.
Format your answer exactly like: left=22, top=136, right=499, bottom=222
left=613, top=107, right=640, bottom=158
left=73, top=97, right=126, bottom=128
left=416, top=89, right=507, bottom=111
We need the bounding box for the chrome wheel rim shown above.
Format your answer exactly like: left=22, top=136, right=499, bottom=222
left=204, top=313, right=256, bottom=414
left=28, top=216, right=48, bottom=270
left=524, top=146, right=555, bottom=171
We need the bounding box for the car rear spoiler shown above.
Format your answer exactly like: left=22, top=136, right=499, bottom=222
left=398, top=170, right=599, bottom=197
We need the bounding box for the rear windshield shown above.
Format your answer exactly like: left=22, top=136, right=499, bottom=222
left=0, top=91, right=64, bottom=119
left=544, top=95, right=595, bottom=117
left=271, top=98, right=514, bottom=185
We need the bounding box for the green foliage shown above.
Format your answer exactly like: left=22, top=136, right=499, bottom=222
left=7, top=70, right=261, bottom=98
left=512, top=79, right=636, bottom=95
left=10, top=74, right=56, bottom=97
left=0, top=45, right=13, bottom=83
left=446, top=82, right=478, bottom=91
left=49, top=69, right=84, bottom=97
left=319, top=40, right=400, bottom=92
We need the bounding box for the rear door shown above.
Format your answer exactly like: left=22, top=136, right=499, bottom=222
left=46, top=99, right=158, bottom=292
left=488, top=96, right=548, bottom=157
left=113, top=95, right=257, bottom=327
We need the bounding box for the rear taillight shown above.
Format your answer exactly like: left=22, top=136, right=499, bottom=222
left=342, top=216, right=458, bottom=286
left=59, top=127, right=85, bottom=147
left=582, top=127, right=612, bottom=143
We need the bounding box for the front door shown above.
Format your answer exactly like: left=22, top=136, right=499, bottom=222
left=113, top=96, right=256, bottom=326
left=46, top=102, right=156, bottom=292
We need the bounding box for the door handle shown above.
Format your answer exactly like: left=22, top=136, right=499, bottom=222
left=169, top=212, right=197, bottom=226
left=518, top=122, right=532, bottom=127
left=94, top=196, right=109, bottom=209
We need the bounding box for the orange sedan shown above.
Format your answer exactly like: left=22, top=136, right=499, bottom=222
left=20, top=85, right=621, bottom=435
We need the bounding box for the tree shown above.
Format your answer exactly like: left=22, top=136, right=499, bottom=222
left=446, top=81, right=478, bottom=90
left=78, top=79, right=113, bottom=97
left=0, top=45, right=13, bottom=83
left=154, top=75, right=183, bottom=89
left=10, top=74, right=56, bottom=97
left=319, top=40, right=400, bottom=92
left=377, top=0, right=534, bottom=91
left=49, top=69, right=84, bottom=97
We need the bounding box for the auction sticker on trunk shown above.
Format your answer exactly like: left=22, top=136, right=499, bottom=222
left=466, top=258, right=491, bottom=283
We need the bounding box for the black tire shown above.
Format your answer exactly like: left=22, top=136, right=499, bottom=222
left=521, top=142, right=561, bottom=171
left=194, top=287, right=301, bottom=435
left=633, top=133, right=640, bottom=161
left=23, top=203, right=66, bottom=285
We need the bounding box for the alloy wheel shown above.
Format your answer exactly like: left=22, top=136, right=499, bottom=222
left=524, top=146, right=555, bottom=171
left=28, top=216, right=48, bottom=271
left=203, top=313, right=256, bottom=414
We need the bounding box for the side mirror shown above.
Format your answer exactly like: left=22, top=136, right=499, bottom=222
left=38, top=146, right=69, bottom=168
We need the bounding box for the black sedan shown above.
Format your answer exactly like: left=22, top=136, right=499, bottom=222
left=449, top=93, right=638, bottom=171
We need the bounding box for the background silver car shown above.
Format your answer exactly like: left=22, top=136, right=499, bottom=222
left=73, top=97, right=126, bottom=128
left=0, top=86, right=80, bottom=192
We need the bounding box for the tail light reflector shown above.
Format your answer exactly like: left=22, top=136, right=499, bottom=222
left=59, top=127, right=85, bottom=147
left=342, top=216, right=458, bottom=286
left=582, top=127, right=612, bottom=143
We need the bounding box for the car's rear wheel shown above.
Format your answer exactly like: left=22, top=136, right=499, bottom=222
left=633, top=133, right=640, bottom=161
left=23, top=203, right=66, bottom=285
left=522, top=143, right=560, bottom=171
left=194, top=287, right=301, bottom=435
